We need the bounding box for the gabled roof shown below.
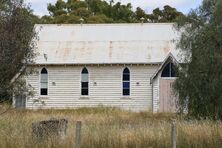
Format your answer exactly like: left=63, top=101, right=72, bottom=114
left=34, top=23, right=181, bottom=65
left=150, top=52, right=179, bottom=83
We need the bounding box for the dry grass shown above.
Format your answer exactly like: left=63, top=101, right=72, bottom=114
left=0, top=106, right=221, bottom=148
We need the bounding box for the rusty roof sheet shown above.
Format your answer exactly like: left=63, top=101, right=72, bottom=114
left=34, top=23, right=181, bottom=65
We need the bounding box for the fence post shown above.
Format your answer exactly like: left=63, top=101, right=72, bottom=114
left=171, top=119, right=176, bottom=148
left=75, top=121, right=82, bottom=148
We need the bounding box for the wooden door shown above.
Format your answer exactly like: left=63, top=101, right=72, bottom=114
left=15, top=94, right=26, bottom=109
left=159, top=78, right=177, bottom=112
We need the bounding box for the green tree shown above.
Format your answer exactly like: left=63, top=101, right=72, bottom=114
left=86, top=14, right=113, bottom=23
left=47, top=0, right=67, bottom=17
left=151, top=8, right=163, bottom=22
left=163, top=5, right=183, bottom=22
left=67, top=0, right=87, bottom=11
left=0, top=0, right=36, bottom=101
left=174, top=0, right=222, bottom=119
left=135, top=7, right=147, bottom=22
left=149, top=6, right=183, bottom=23
left=42, top=0, right=183, bottom=24
left=111, top=2, right=134, bottom=22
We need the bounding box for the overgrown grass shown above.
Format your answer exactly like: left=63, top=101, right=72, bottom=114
left=0, top=106, right=221, bottom=148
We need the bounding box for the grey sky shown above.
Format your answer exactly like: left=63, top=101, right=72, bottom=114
left=25, top=0, right=203, bottom=16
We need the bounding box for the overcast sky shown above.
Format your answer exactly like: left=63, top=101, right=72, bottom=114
left=25, top=0, right=203, bottom=17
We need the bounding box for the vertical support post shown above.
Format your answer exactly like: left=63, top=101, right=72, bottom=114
left=75, top=121, right=82, bottom=148
left=171, top=119, right=177, bottom=148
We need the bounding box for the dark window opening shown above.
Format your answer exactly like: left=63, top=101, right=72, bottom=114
left=123, top=68, right=130, bottom=96
left=82, top=68, right=88, bottom=74
left=123, top=68, right=130, bottom=74
left=81, top=68, right=89, bottom=96
left=161, top=62, right=177, bottom=77
left=40, top=68, right=48, bottom=96
left=81, top=89, right=89, bottom=96
left=81, top=82, right=88, bottom=88
left=123, top=82, right=130, bottom=89
left=41, top=89, right=48, bottom=96
left=123, top=89, right=130, bottom=96
left=123, top=74, right=130, bottom=81
left=41, top=68, right=47, bottom=74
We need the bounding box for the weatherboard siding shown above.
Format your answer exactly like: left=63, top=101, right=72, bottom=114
left=26, top=65, right=158, bottom=112
left=152, top=74, right=160, bottom=113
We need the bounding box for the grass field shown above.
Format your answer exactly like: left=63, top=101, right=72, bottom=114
left=0, top=106, right=221, bottom=148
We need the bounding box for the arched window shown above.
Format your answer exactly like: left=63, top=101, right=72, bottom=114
left=81, top=68, right=89, bottom=96
left=161, top=62, right=176, bottom=77
left=40, top=68, right=48, bottom=95
left=123, top=68, right=130, bottom=96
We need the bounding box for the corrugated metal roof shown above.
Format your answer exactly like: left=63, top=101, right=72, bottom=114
left=34, top=23, right=180, bottom=65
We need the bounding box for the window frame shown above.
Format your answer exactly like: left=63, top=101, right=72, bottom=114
left=161, top=62, right=177, bottom=78
left=80, top=67, right=89, bottom=96
left=122, top=67, right=131, bottom=96
left=39, top=68, right=48, bottom=96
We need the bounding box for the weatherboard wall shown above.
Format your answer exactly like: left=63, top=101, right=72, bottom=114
left=25, top=65, right=158, bottom=112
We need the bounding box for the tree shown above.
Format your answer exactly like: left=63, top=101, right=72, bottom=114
left=86, top=14, right=113, bottom=23
left=47, top=0, right=67, bottom=17
left=174, top=0, right=222, bottom=119
left=149, top=6, right=184, bottom=23
left=135, top=7, right=147, bottom=22
left=42, top=0, right=183, bottom=24
left=0, top=0, right=36, bottom=102
left=111, top=2, right=134, bottom=22
left=163, top=5, right=183, bottom=22
left=151, top=8, right=163, bottom=22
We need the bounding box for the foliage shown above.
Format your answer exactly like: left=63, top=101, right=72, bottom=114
left=0, top=0, right=37, bottom=101
left=174, top=0, right=222, bottom=119
left=40, top=0, right=184, bottom=24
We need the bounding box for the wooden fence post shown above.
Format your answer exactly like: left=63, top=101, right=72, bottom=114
left=75, top=121, right=82, bottom=148
left=171, top=119, right=177, bottom=148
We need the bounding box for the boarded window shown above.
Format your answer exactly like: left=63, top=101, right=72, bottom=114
left=40, top=68, right=48, bottom=95
left=81, top=68, right=89, bottom=96
left=161, top=62, right=176, bottom=77
left=123, top=68, right=130, bottom=96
